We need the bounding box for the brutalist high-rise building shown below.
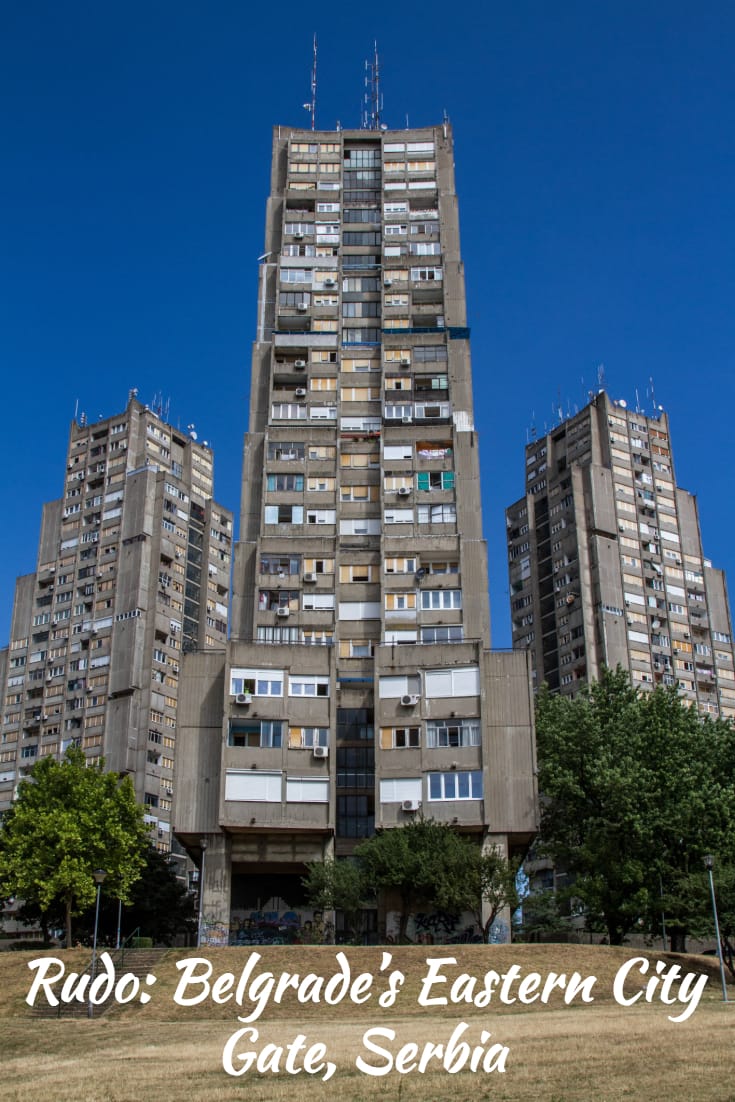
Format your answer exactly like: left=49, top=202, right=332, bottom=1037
left=175, top=124, right=537, bottom=944
left=506, top=391, right=735, bottom=717
left=0, top=395, right=233, bottom=849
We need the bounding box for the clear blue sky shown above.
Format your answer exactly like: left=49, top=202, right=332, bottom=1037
left=2, top=1, right=734, bottom=649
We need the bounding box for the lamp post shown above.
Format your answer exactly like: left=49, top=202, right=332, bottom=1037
left=87, top=867, right=107, bottom=1019
left=197, top=838, right=208, bottom=948
left=703, top=855, right=729, bottom=1002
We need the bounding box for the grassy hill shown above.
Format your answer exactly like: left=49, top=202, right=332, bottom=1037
left=1, top=945, right=733, bottom=1101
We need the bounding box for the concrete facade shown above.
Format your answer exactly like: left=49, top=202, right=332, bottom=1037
left=0, top=396, right=232, bottom=855
left=175, top=124, right=538, bottom=944
left=506, top=391, right=735, bottom=717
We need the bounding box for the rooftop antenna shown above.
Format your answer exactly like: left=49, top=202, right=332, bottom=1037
left=649, top=376, right=658, bottom=414
left=303, top=34, right=317, bottom=130
left=597, top=363, right=606, bottom=392
left=362, top=41, right=383, bottom=129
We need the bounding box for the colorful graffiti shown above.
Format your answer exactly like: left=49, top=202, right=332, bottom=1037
left=385, top=909, right=511, bottom=945
left=226, top=908, right=335, bottom=946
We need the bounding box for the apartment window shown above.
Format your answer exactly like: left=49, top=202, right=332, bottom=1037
left=286, top=778, right=329, bottom=803
left=424, top=666, right=479, bottom=697
left=341, top=386, right=381, bottom=401
left=339, top=564, right=378, bottom=583
left=302, top=594, right=335, bottom=611
left=380, top=726, right=420, bottom=749
left=409, top=242, right=441, bottom=256
left=307, top=476, right=336, bottom=493
left=339, top=601, right=381, bottom=620
left=420, top=589, right=462, bottom=610
left=338, top=639, right=375, bottom=658
left=310, top=377, right=337, bottom=391
left=416, top=471, right=454, bottom=491
left=420, top=626, right=464, bottom=644
left=301, top=629, right=334, bottom=646
left=428, top=771, right=482, bottom=801
left=258, top=590, right=299, bottom=611
left=229, top=669, right=283, bottom=697
left=272, top=403, right=307, bottom=421
left=266, top=474, right=304, bottom=491
left=340, top=485, right=378, bottom=502
left=417, top=504, right=456, bottom=524
left=306, top=509, right=336, bottom=525
left=228, top=721, right=283, bottom=748
left=264, top=505, right=304, bottom=524
left=289, top=675, right=330, bottom=697
left=341, top=451, right=380, bottom=468
left=260, top=555, right=301, bottom=576
left=378, top=674, right=421, bottom=698
left=410, top=267, right=443, bottom=281
left=256, top=626, right=300, bottom=644
left=339, top=519, right=380, bottom=539
left=288, top=726, right=329, bottom=748
left=379, top=777, right=422, bottom=804
left=384, top=557, right=417, bottom=574
left=304, top=557, right=335, bottom=575
left=383, top=508, right=413, bottom=524
left=225, top=770, right=282, bottom=802
left=267, top=440, right=304, bottom=458
left=426, top=719, right=480, bottom=748
left=385, top=592, right=416, bottom=611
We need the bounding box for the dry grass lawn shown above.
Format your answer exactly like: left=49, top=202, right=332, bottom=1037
left=1, top=945, right=734, bottom=1101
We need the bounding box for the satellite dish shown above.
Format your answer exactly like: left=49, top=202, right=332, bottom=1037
left=617, top=399, right=627, bottom=408
left=190, top=431, right=198, bottom=441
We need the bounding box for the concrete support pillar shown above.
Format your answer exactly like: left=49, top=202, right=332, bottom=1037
left=481, top=832, right=513, bottom=944
left=200, top=832, right=232, bottom=946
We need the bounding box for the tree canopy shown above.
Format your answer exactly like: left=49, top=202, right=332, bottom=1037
left=0, top=747, right=150, bottom=946
left=536, top=667, right=735, bottom=946
left=304, top=819, right=521, bottom=943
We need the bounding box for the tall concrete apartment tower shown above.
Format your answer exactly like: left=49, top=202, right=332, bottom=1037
left=175, top=123, right=537, bottom=944
left=0, top=395, right=233, bottom=851
left=506, top=391, right=735, bottom=717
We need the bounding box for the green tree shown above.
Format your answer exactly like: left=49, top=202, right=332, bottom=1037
left=354, top=818, right=478, bottom=942
left=536, top=667, right=735, bottom=946
left=468, top=848, right=521, bottom=943
left=0, top=748, right=149, bottom=947
left=302, top=858, right=363, bottom=941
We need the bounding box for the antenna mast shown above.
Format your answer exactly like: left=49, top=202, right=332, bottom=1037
left=362, top=41, right=383, bottom=129
left=303, top=34, right=317, bottom=130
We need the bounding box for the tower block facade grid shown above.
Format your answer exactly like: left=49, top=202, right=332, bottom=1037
left=0, top=397, right=233, bottom=851
left=506, top=391, right=735, bottom=716
left=175, top=124, right=537, bottom=943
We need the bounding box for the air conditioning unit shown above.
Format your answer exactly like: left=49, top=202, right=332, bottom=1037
left=401, top=416, right=413, bottom=424
left=313, top=745, right=329, bottom=759
left=165, top=787, right=173, bottom=796
left=397, top=486, right=411, bottom=497
left=297, top=303, right=308, bottom=313
left=400, top=694, right=419, bottom=707
left=400, top=357, right=411, bottom=365
left=323, top=278, right=336, bottom=287
left=293, top=232, right=304, bottom=240
left=402, top=799, right=420, bottom=812
left=303, top=572, right=318, bottom=583
left=294, top=359, right=307, bottom=369
left=295, top=388, right=307, bottom=398
left=383, top=277, right=393, bottom=287
left=235, top=693, right=252, bottom=705
left=277, top=607, right=290, bottom=618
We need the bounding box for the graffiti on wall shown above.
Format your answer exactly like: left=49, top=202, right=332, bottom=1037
left=225, top=908, right=335, bottom=946
left=385, top=909, right=511, bottom=945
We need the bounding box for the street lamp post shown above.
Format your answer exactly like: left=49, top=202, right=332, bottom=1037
left=197, top=838, right=208, bottom=948
left=87, top=867, right=107, bottom=1019
left=703, top=855, right=729, bottom=1003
